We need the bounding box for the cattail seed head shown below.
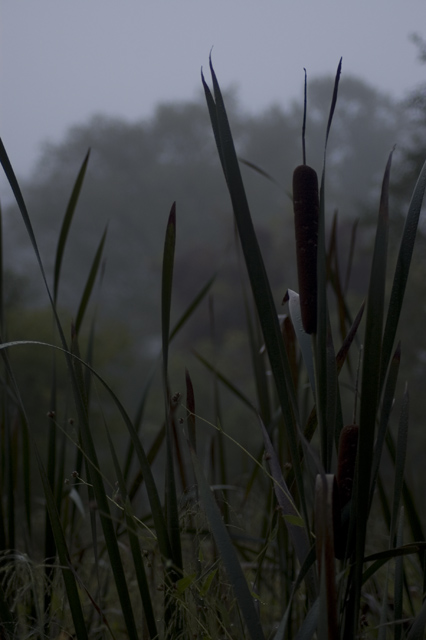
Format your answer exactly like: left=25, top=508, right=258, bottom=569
left=334, top=423, right=359, bottom=559
left=336, top=424, right=359, bottom=509
left=293, top=164, right=319, bottom=334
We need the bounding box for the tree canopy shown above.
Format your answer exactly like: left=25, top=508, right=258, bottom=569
left=2, top=73, right=412, bottom=411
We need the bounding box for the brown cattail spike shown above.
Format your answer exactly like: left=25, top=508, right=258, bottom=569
left=336, top=424, right=359, bottom=509
left=334, top=423, right=359, bottom=559
left=293, top=164, right=319, bottom=334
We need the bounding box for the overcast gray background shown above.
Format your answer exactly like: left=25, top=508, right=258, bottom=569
left=1, top=2, right=426, bottom=186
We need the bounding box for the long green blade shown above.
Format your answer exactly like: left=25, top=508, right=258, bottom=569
left=352, top=149, right=394, bottom=632
left=202, top=60, right=308, bottom=525
left=161, top=203, right=183, bottom=575
left=315, top=59, right=342, bottom=473
left=380, top=159, right=426, bottom=389
left=54, top=149, right=90, bottom=303
left=75, top=225, right=107, bottom=334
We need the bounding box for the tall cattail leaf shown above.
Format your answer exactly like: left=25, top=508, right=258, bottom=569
left=169, top=273, right=215, bottom=341
left=54, top=149, right=90, bottom=303
left=380, top=159, right=426, bottom=390
left=344, top=218, right=358, bottom=293
left=189, top=444, right=266, bottom=640
left=0, top=139, right=47, bottom=284
left=202, top=61, right=309, bottom=526
left=371, top=340, right=400, bottom=511
left=335, top=301, right=365, bottom=376
left=162, top=203, right=176, bottom=378
left=324, top=59, right=342, bottom=150
left=294, top=598, right=320, bottom=640
left=327, top=212, right=350, bottom=347
left=315, top=60, right=342, bottom=473
left=352, top=149, right=394, bottom=631
left=161, top=202, right=183, bottom=616
left=247, top=297, right=272, bottom=426
left=208, top=294, right=229, bottom=522
left=185, top=368, right=196, bottom=452
left=236, top=230, right=272, bottom=426
left=0, top=140, right=73, bottom=356
left=75, top=225, right=107, bottom=335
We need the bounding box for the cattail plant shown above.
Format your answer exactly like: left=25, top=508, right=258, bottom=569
left=334, top=423, right=359, bottom=559
left=293, top=71, right=319, bottom=334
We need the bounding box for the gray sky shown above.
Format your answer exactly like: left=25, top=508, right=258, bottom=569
left=1, top=2, right=426, bottom=183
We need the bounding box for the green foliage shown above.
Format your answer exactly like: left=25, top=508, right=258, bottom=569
left=0, top=60, right=426, bottom=640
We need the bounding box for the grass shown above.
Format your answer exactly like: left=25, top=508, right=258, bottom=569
left=0, top=59, right=426, bottom=638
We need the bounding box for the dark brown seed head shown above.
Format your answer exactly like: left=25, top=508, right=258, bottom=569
left=293, top=164, right=319, bottom=334
left=336, top=424, right=359, bottom=509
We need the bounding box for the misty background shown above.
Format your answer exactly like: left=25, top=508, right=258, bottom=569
left=1, top=4, right=426, bottom=485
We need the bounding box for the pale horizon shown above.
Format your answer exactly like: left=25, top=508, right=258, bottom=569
left=1, top=2, right=426, bottom=186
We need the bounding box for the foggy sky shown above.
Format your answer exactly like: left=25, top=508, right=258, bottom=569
left=1, top=1, right=426, bottom=187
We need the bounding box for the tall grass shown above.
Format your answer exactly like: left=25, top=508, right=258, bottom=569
left=0, top=58, right=426, bottom=639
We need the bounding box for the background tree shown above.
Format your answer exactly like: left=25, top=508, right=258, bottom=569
left=2, top=74, right=407, bottom=435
